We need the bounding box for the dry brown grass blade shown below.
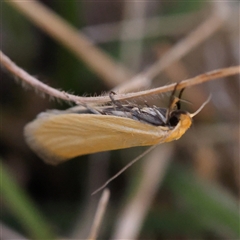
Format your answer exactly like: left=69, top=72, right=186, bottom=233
left=6, top=0, right=132, bottom=87
left=6, top=1, right=230, bottom=94
left=119, top=66, right=240, bottom=101
left=87, top=189, right=110, bottom=240
left=1, top=50, right=239, bottom=105
left=112, top=145, right=173, bottom=239
left=114, top=2, right=229, bottom=92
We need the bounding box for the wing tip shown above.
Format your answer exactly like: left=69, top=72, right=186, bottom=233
left=24, top=122, right=67, bottom=165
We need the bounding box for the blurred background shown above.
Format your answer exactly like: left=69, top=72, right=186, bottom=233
left=1, top=1, right=239, bottom=239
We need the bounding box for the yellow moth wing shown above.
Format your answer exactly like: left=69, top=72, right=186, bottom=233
left=24, top=114, right=170, bottom=165
left=25, top=110, right=192, bottom=165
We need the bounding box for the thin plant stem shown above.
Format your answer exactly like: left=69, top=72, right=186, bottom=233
left=1, top=51, right=239, bottom=105
left=87, top=189, right=110, bottom=240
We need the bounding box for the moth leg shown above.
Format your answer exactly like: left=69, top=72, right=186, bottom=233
left=109, top=91, right=130, bottom=111
left=176, top=88, right=185, bottom=110
left=110, top=91, right=146, bottom=120
left=166, top=83, right=185, bottom=121
left=109, top=91, right=121, bottom=107
left=82, top=103, right=102, bottom=114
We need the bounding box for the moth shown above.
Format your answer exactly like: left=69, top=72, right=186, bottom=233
left=24, top=85, right=209, bottom=165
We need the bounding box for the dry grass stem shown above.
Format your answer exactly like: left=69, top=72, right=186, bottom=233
left=83, top=11, right=204, bottom=43
left=0, top=51, right=240, bottom=105
left=115, top=2, right=229, bottom=92
left=6, top=1, right=229, bottom=93
left=0, top=51, right=85, bottom=104
left=120, top=66, right=240, bottom=101
left=7, top=0, right=132, bottom=87
left=87, top=189, right=110, bottom=240
left=112, top=145, right=173, bottom=239
left=1, top=50, right=239, bottom=105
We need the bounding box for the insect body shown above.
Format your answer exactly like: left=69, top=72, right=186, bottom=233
left=24, top=87, right=209, bottom=165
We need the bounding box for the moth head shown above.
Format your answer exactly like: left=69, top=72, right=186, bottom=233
left=168, top=94, right=211, bottom=129
left=168, top=110, right=191, bottom=127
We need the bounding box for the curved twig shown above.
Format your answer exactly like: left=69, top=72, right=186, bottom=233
left=1, top=51, right=239, bottom=105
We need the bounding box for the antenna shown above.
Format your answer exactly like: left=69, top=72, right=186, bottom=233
left=190, top=94, right=211, bottom=118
